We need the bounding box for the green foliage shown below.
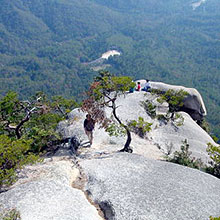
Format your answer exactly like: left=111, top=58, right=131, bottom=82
left=0, top=91, right=23, bottom=136
left=82, top=71, right=135, bottom=151
left=128, top=117, right=152, bottom=138
left=211, top=135, right=219, bottom=143
left=207, top=143, right=220, bottom=164
left=166, top=139, right=203, bottom=169
left=0, top=0, right=220, bottom=140
left=0, top=91, right=78, bottom=188
left=51, top=96, right=79, bottom=115
left=24, top=113, right=62, bottom=153
left=199, top=119, right=211, bottom=134
left=156, top=112, right=184, bottom=127
left=173, top=113, right=184, bottom=127
left=105, top=123, right=126, bottom=137
left=0, top=91, right=78, bottom=152
left=157, top=89, right=188, bottom=116
left=210, top=216, right=220, bottom=220
left=0, top=135, right=39, bottom=188
left=141, top=100, right=156, bottom=118
left=92, top=71, right=135, bottom=102
left=206, top=143, right=220, bottom=178
left=156, top=114, right=169, bottom=123
left=0, top=208, right=21, bottom=220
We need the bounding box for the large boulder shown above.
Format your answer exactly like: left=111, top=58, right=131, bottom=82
left=0, top=158, right=103, bottom=220
left=136, top=80, right=206, bottom=121
left=80, top=153, right=220, bottom=220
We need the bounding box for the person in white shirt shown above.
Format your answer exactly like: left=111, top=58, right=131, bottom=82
left=143, top=79, right=151, bottom=92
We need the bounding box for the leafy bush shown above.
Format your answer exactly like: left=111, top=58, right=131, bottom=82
left=210, top=216, right=220, bottom=220
left=0, top=208, right=21, bottom=220
left=172, top=113, right=184, bottom=127
left=105, top=122, right=126, bottom=137
left=0, top=135, right=39, bottom=189
left=141, top=100, right=156, bottom=118
left=0, top=91, right=78, bottom=153
left=128, top=117, right=152, bottom=138
left=156, top=112, right=184, bottom=127
left=156, top=114, right=169, bottom=123
left=166, top=139, right=203, bottom=169
left=206, top=143, right=220, bottom=178
left=157, top=89, right=188, bottom=119
left=0, top=91, right=78, bottom=188
left=24, top=113, right=62, bottom=153
left=199, top=118, right=210, bottom=133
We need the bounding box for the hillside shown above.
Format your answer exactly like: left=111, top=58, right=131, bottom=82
left=1, top=85, right=220, bottom=219
left=0, top=0, right=219, bottom=138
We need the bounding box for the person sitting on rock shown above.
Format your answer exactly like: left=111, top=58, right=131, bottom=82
left=84, top=114, right=95, bottom=146
left=136, top=82, right=141, bottom=91
left=142, top=79, right=151, bottom=92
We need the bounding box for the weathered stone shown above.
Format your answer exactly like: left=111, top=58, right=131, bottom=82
left=80, top=153, right=220, bottom=220
left=0, top=83, right=218, bottom=220
left=0, top=159, right=102, bottom=220
left=136, top=80, right=206, bottom=121
left=59, top=91, right=214, bottom=163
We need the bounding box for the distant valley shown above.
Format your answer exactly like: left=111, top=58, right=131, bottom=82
left=0, top=0, right=219, bottom=140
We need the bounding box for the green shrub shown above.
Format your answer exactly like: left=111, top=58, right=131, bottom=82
left=0, top=208, right=21, bottom=220
left=173, top=113, right=184, bottom=126
left=149, top=89, right=164, bottom=95
left=210, top=216, right=220, bottom=220
left=157, top=89, right=188, bottom=119
left=166, top=139, right=203, bottom=169
left=156, top=114, right=169, bottom=123
left=206, top=143, right=220, bottom=178
left=24, top=113, right=62, bottom=153
left=141, top=100, right=156, bottom=118
left=0, top=91, right=78, bottom=153
left=199, top=119, right=210, bottom=133
left=0, top=135, right=39, bottom=189
left=128, top=117, right=152, bottom=138
left=105, top=122, right=126, bottom=137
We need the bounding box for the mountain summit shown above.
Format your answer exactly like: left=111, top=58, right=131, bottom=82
left=0, top=82, right=219, bottom=219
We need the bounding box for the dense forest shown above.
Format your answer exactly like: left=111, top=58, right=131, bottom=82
left=0, top=0, right=219, bottom=140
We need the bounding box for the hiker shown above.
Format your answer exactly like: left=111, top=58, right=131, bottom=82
left=129, top=80, right=135, bottom=93
left=142, top=79, right=151, bottom=92
left=84, top=114, right=95, bottom=145
left=129, top=86, right=135, bottom=93
left=136, top=82, right=141, bottom=91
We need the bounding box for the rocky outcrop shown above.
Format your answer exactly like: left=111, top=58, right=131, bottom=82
left=0, top=82, right=219, bottom=220
left=0, top=158, right=103, bottom=220
left=58, top=91, right=215, bottom=163
left=81, top=153, right=220, bottom=220
left=137, top=80, right=206, bottom=121
left=1, top=152, right=220, bottom=220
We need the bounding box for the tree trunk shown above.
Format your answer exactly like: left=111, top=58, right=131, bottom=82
left=112, top=100, right=132, bottom=153
left=15, top=115, right=30, bottom=139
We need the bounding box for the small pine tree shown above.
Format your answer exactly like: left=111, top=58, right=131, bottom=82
left=166, top=139, right=203, bottom=169
left=0, top=135, right=40, bottom=189
left=128, top=117, right=152, bottom=138
left=157, top=89, right=188, bottom=119
left=206, top=143, right=220, bottom=178
left=82, top=71, right=135, bottom=152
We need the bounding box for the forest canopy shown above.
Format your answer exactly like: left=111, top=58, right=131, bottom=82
left=0, top=0, right=219, bottom=140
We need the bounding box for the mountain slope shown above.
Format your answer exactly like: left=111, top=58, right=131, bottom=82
left=0, top=0, right=219, bottom=139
